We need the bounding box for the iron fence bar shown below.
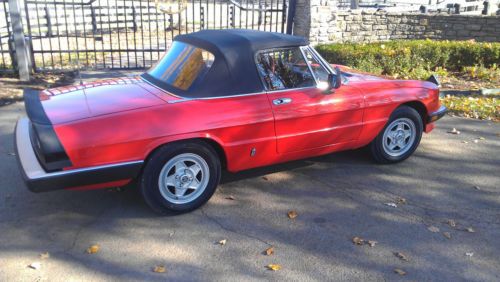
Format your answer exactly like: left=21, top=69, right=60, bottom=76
left=64, top=0, right=71, bottom=68
left=23, top=0, right=36, bottom=70
left=105, top=0, right=113, bottom=68
left=147, top=0, right=152, bottom=67
left=2, top=1, right=11, bottom=68
left=98, top=0, right=106, bottom=68
left=90, top=5, right=97, bottom=67
left=45, top=3, right=54, bottom=67
left=162, top=11, right=167, bottom=65
left=139, top=1, right=145, bottom=67
left=35, top=1, right=45, bottom=68
left=53, top=3, right=64, bottom=65
left=115, top=1, right=121, bottom=68
left=283, top=0, right=289, bottom=34
left=123, top=1, right=130, bottom=67
left=25, top=0, right=97, bottom=6
left=132, top=4, right=138, bottom=67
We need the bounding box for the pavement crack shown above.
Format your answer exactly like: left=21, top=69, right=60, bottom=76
left=200, top=207, right=272, bottom=247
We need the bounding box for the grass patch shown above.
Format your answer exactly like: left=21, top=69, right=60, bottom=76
left=440, top=95, right=499, bottom=121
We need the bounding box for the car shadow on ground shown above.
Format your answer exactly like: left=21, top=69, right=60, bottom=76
left=1, top=107, right=499, bottom=280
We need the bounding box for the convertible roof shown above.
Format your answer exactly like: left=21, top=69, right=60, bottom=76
left=143, top=29, right=309, bottom=98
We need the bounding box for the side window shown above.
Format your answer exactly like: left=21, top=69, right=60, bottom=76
left=256, top=48, right=315, bottom=91
left=302, top=48, right=330, bottom=84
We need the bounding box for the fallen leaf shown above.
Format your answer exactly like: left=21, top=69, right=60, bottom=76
left=428, top=226, right=440, bottom=233
left=7, top=152, right=16, bottom=156
left=384, top=202, right=398, bottom=208
left=39, top=252, right=50, bottom=259
left=367, top=240, right=378, bottom=247
left=474, top=186, right=481, bottom=190
left=448, top=128, right=460, bottom=134
left=262, top=176, right=269, bottom=181
left=478, top=137, right=485, bottom=140
left=267, top=264, right=282, bottom=271
left=447, top=219, right=456, bottom=227
left=86, top=244, right=100, bottom=254
left=264, top=247, right=274, bottom=256
left=287, top=210, right=298, bottom=219
left=152, top=265, right=166, bottom=273
left=225, top=195, right=235, bottom=200
left=396, top=197, right=407, bottom=205
left=28, top=262, right=41, bottom=270
left=218, top=239, right=227, bottom=245
left=394, top=268, right=406, bottom=275
left=462, top=141, right=469, bottom=144
left=466, top=227, right=475, bottom=233
left=465, top=252, right=474, bottom=257
left=352, top=236, right=364, bottom=245
left=394, top=252, right=409, bottom=262
left=443, top=232, right=452, bottom=239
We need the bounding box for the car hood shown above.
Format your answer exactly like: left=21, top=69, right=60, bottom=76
left=39, top=77, right=177, bottom=124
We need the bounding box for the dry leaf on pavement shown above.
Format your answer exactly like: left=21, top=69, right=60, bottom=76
left=352, top=237, right=364, bottom=245
left=287, top=210, right=298, bottom=219
left=152, top=265, right=166, bottom=273
left=367, top=240, right=378, bottom=247
left=265, top=247, right=274, bottom=256
left=465, top=252, right=474, bottom=257
left=225, top=196, right=235, bottom=200
left=447, top=219, right=456, bottom=227
left=39, top=252, right=50, bottom=259
left=262, top=176, right=269, bottom=181
left=448, top=128, right=460, bottom=134
left=219, top=239, right=227, bottom=245
left=427, top=226, right=440, bottom=233
left=394, top=252, right=409, bottom=262
left=394, top=268, right=406, bottom=275
left=86, top=244, right=100, bottom=254
left=28, top=262, right=41, bottom=270
left=267, top=264, right=282, bottom=271
left=396, top=197, right=407, bottom=205
left=443, top=232, right=452, bottom=239
left=466, top=227, right=475, bottom=233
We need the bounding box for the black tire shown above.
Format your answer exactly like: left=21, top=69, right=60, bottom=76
left=140, top=141, right=221, bottom=214
left=369, top=106, right=423, bottom=164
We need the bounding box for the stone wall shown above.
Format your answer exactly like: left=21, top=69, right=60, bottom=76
left=294, top=0, right=500, bottom=44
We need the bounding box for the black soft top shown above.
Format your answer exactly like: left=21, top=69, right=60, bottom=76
left=142, top=29, right=308, bottom=98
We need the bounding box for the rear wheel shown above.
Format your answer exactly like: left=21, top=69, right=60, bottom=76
left=140, top=141, right=221, bottom=214
left=369, top=106, right=423, bottom=164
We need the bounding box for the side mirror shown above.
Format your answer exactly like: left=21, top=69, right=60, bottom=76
left=324, top=67, right=342, bottom=94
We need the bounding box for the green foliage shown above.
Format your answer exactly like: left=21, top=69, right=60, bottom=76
left=316, top=40, right=500, bottom=81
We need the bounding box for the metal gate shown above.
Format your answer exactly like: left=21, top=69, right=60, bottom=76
left=10, top=0, right=292, bottom=72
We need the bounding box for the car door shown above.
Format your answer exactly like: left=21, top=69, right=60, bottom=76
left=257, top=46, right=364, bottom=154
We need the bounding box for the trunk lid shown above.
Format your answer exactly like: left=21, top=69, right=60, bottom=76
left=40, top=77, right=177, bottom=124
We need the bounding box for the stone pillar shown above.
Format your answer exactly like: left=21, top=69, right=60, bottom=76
left=293, top=0, right=337, bottom=45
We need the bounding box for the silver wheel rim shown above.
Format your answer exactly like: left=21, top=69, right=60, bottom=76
left=158, top=153, right=210, bottom=204
left=382, top=118, right=416, bottom=157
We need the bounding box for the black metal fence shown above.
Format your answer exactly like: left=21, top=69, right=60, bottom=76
left=0, top=0, right=13, bottom=70
left=1, top=0, right=291, bottom=73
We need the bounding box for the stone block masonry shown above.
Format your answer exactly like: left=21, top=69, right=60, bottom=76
left=293, top=0, right=500, bottom=44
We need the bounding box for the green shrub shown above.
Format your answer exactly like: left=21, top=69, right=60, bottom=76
left=316, top=40, right=500, bottom=80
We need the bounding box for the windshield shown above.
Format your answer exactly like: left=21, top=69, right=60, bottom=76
left=147, top=41, right=214, bottom=91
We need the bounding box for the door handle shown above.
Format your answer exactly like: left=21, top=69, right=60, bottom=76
left=273, top=98, right=292, bottom=105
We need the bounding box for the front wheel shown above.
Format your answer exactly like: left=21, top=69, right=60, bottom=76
left=140, top=141, right=221, bottom=214
left=369, top=106, right=423, bottom=164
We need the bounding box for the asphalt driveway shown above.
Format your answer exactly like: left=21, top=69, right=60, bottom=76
left=0, top=102, right=499, bottom=281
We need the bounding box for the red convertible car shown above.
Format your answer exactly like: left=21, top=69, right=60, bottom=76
left=15, top=29, right=446, bottom=213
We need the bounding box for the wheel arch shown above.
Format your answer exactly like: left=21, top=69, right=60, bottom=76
left=143, top=137, right=228, bottom=171
left=400, top=100, right=428, bottom=126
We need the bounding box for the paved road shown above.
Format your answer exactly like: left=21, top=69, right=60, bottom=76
left=0, top=102, right=499, bottom=281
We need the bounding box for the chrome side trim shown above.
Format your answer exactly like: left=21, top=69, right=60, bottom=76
left=16, top=117, right=144, bottom=180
